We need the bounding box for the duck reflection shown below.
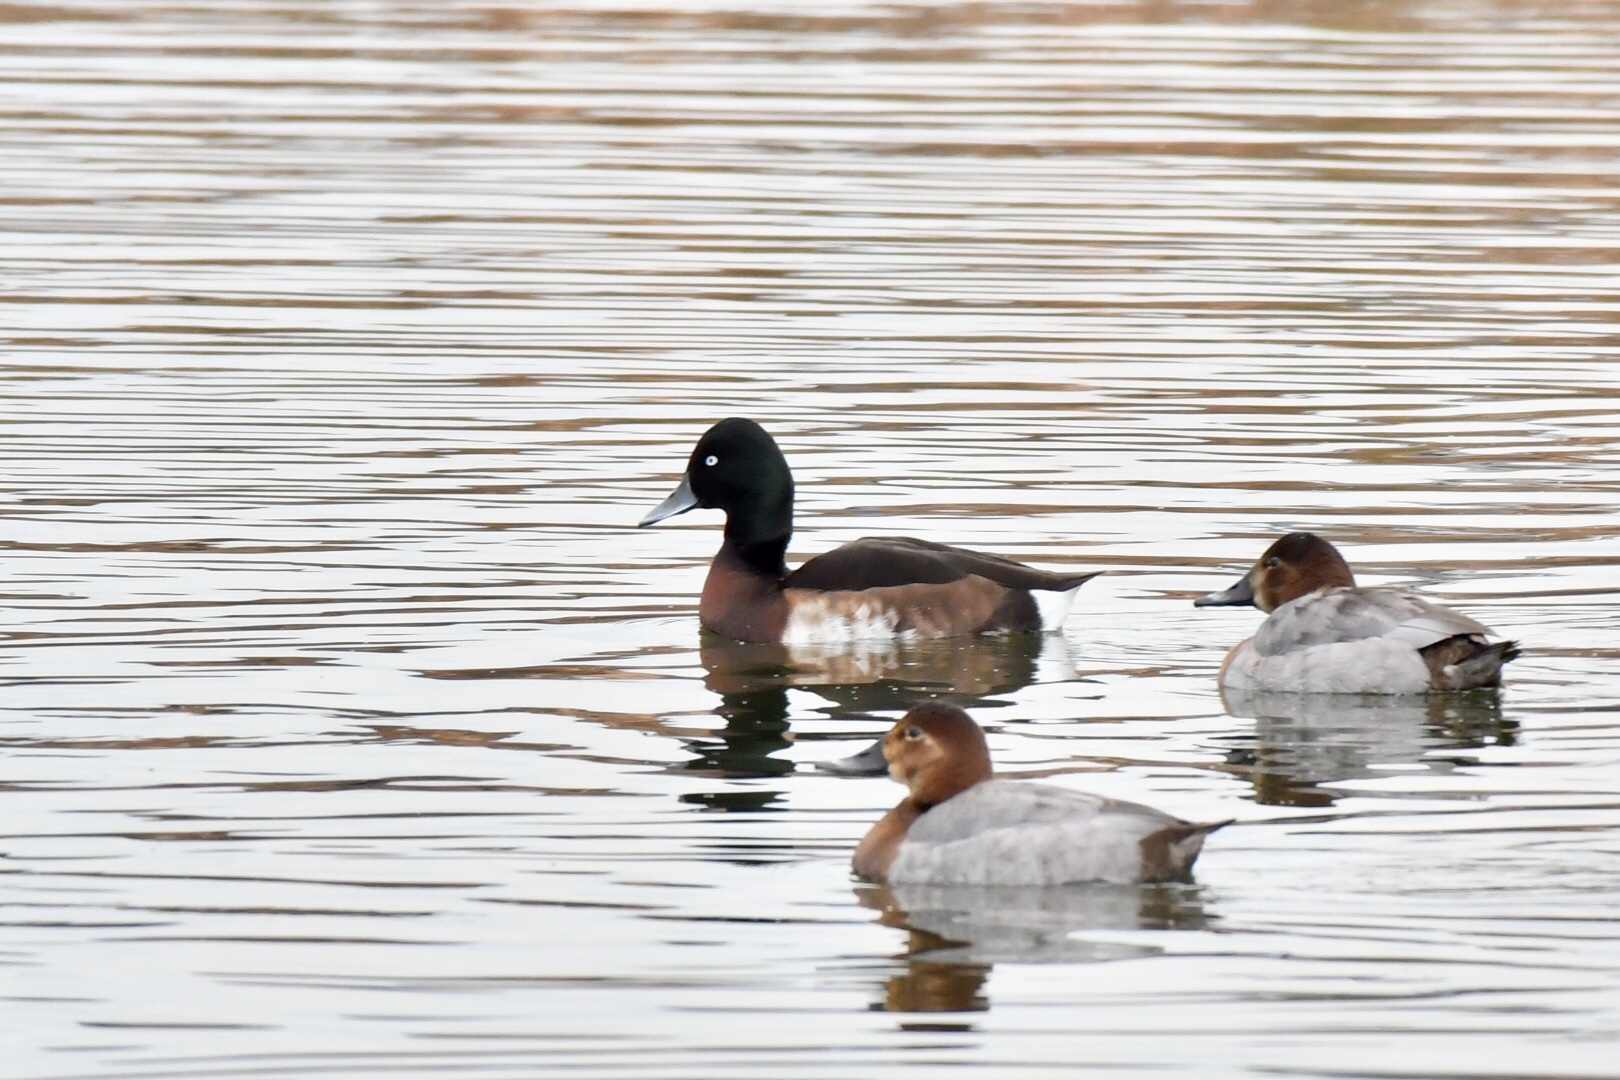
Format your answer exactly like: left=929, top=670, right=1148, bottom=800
left=702, top=632, right=1053, bottom=710
left=1218, top=689, right=1518, bottom=807
left=856, top=880, right=1211, bottom=1015
left=681, top=634, right=1063, bottom=799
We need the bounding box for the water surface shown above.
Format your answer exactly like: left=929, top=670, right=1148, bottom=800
left=3, top=2, right=1620, bottom=1077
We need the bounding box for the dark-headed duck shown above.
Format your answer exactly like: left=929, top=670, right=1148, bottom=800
left=640, top=418, right=1100, bottom=643
left=1195, top=532, right=1520, bottom=693
left=824, top=702, right=1227, bottom=886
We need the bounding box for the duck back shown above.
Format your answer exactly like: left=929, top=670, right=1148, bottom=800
left=784, top=537, right=1099, bottom=594
left=887, top=781, right=1220, bottom=886
left=1255, top=587, right=1492, bottom=655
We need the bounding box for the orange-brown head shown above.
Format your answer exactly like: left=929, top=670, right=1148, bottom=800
left=1194, top=532, right=1356, bottom=614
left=822, top=701, right=993, bottom=808
left=882, top=702, right=993, bottom=806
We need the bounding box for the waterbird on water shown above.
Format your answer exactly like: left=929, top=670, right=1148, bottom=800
left=1194, top=532, right=1520, bottom=694
left=823, top=702, right=1227, bottom=886
left=640, top=418, right=1100, bottom=644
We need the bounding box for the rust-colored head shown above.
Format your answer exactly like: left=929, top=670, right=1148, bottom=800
left=881, top=701, right=994, bottom=807
left=1195, top=532, right=1356, bottom=614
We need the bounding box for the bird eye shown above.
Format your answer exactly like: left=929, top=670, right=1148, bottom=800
left=1265, top=557, right=1281, bottom=569
left=905, top=725, right=922, bottom=740
left=704, top=455, right=718, bottom=467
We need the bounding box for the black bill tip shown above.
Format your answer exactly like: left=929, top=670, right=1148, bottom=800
left=1194, top=574, right=1256, bottom=608
left=818, top=737, right=890, bottom=777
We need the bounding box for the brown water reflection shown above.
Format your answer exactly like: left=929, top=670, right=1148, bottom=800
left=700, top=636, right=1049, bottom=706
left=684, top=635, right=1054, bottom=800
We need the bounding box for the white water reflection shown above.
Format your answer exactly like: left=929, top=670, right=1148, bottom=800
left=853, top=881, right=1211, bottom=1018
left=3, top=1, right=1620, bottom=1078
left=1217, top=690, right=1519, bottom=806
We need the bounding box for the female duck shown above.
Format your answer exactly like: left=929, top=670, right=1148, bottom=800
left=1195, top=532, right=1519, bottom=694
left=825, top=702, right=1226, bottom=886
left=640, top=418, right=1100, bottom=643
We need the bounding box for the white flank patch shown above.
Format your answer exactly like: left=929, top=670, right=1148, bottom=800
left=781, top=599, right=905, bottom=645
left=1033, top=584, right=1083, bottom=632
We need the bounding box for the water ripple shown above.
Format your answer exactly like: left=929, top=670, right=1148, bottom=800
left=2, top=2, right=1619, bottom=1078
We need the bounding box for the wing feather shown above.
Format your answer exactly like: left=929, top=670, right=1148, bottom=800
left=1254, top=587, right=1494, bottom=657
left=889, top=782, right=1204, bottom=887
left=907, top=781, right=1176, bottom=844
left=785, top=537, right=1098, bottom=593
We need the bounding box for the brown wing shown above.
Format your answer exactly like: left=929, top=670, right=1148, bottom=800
left=784, top=536, right=1099, bottom=593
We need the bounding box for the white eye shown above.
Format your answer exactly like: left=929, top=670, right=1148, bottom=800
left=704, top=455, right=718, bottom=467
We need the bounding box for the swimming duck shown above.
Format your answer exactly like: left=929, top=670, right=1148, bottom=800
left=824, top=702, right=1227, bottom=886
left=1194, top=532, right=1520, bottom=694
left=640, top=418, right=1100, bottom=643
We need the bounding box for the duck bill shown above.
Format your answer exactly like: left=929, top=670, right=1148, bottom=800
left=639, top=474, right=699, bottom=526
left=818, top=737, right=890, bottom=777
left=1194, top=573, right=1256, bottom=608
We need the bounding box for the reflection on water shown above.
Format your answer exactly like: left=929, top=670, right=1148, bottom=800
left=1219, top=690, right=1518, bottom=807
left=5, top=0, right=1620, bottom=1077
left=701, top=633, right=1057, bottom=714
left=684, top=634, right=1060, bottom=802
left=859, top=882, right=1212, bottom=1014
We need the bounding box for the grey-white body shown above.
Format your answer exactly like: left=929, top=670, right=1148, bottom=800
left=1223, top=585, right=1499, bottom=694
left=886, top=780, right=1209, bottom=886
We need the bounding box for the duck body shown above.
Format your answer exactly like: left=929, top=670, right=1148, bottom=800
left=1197, top=533, right=1519, bottom=694
left=878, top=780, right=1218, bottom=886
left=643, top=419, right=1099, bottom=644
left=826, top=703, right=1226, bottom=886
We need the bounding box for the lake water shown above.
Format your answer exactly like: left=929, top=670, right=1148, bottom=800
left=3, top=2, right=1620, bottom=1077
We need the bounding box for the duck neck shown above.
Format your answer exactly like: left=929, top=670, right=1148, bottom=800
left=853, top=799, right=924, bottom=883
left=720, top=495, right=792, bottom=580
left=712, top=534, right=785, bottom=582
left=910, top=763, right=992, bottom=809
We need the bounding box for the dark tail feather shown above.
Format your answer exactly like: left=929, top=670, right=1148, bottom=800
left=1053, top=569, right=1106, bottom=592
left=1141, top=818, right=1233, bottom=882
left=1443, top=639, right=1520, bottom=690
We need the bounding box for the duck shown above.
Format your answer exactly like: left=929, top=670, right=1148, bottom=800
left=823, top=702, right=1227, bottom=886
left=1194, top=532, right=1520, bottom=694
left=639, top=418, right=1101, bottom=644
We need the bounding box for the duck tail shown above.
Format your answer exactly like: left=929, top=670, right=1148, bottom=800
left=1439, top=639, right=1521, bottom=690
left=1141, top=818, right=1233, bottom=882
left=1057, top=569, right=1107, bottom=591
left=1031, top=570, right=1105, bottom=631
